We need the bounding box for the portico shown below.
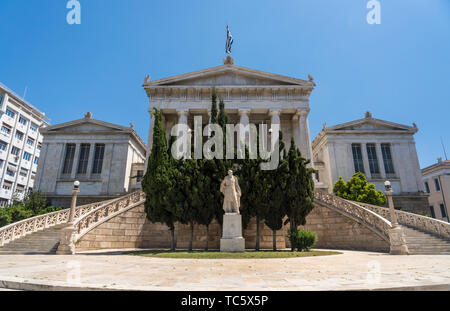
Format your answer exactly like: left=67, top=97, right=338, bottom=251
left=143, top=58, right=316, bottom=166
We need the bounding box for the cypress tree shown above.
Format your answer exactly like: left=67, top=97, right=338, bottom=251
left=285, top=137, right=316, bottom=251
left=142, top=108, right=178, bottom=250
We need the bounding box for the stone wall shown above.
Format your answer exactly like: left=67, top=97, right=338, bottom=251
left=391, top=195, right=429, bottom=215
left=76, top=202, right=389, bottom=253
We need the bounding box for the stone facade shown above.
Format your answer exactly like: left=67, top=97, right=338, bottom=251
left=422, top=158, right=450, bottom=221
left=34, top=113, right=146, bottom=208
left=0, top=83, right=48, bottom=206
left=312, top=112, right=428, bottom=214
left=76, top=201, right=389, bottom=252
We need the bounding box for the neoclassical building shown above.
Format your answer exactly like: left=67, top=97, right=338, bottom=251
left=143, top=57, right=318, bottom=169
left=312, top=112, right=428, bottom=214
left=34, top=113, right=146, bottom=208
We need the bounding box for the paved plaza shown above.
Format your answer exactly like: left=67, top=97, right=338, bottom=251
left=0, top=250, right=449, bottom=291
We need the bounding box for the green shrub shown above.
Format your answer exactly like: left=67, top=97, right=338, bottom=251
left=36, top=206, right=62, bottom=215
left=288, top=228, right=317, bottom=251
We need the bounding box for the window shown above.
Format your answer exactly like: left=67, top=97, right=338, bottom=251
left=440, top=204, right=447, bottom=218
left=5, top=108, right=15, bottom=118
left=2, top=181, right=12, bottom=190
left=430, top=206, right=435, bottom=218
left=381, top=143, right=395, bottom=174
left=19, top=168, right=28, bottom=177
left=0, top=160, right=4, bottom=168
left=37, top=143, right=42, bottom=151
left=15, top=184, right=25, bottom=193
left=92, top=144, right=105, bottom=174
left=34, top=157, right=39, bottom=165
left=0, top=140, right=7, bottom=151
left=424, top=182, right=430, bottom=194
left=77, top=144, right=90, bottom=174
left=26, top=138, right=34, bottom=146
left=15, top=131, right=24, bottom=140
left=434, top=178, right=441, bottom=192
left=351, top=144, right=365, bottom=173
left=62, top=144, right=76, bottom=175
left=11, top=147, right=20, bottom=156
left=136, top=170, right=144, bottom=183
left=366, top=144, right=380, bottom=175
left=23, top=152, right=31, bottom=161
left=6, top=169, right=14, bottom=177
left=1, top=123, right=11, bottom=135
left=30, top=123, right=38, bottom=132
left=19, top=116, right=28, bottom=125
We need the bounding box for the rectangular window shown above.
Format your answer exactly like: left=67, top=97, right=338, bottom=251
left=0, top=160, right=4, bottom=168
left=6, top=169, right=14, bottom=177
left=381, top=143, right=395, bottom=174
left=11, top=147, right=20, bottom=156
left=34, top=157, right=39, bottom=165
left=2, top=181, right=12, bottom=190
left=19, top=116, right=28, bottom=125
left=62, top=144, right=76, bottom=175
left=26, top=138, right=34, bottom=146
left=424, top=182, right=430, bottom=194
left=0, top=140, right=7, bottom=151
left=92, top=144, right=105, bottom=174
left=15, top=184, right=25, bottom=193
left=19, top=168, right=28, bottom=177
left=440, top=204, right=447, bottom=218
left=430, top=206, right=435, bottom=218
left=37, top=143, right=42, bottom=151
left=136, top=170, right=144, bottom=182
left=77, top=144, right=91, bottom=174
left=30, top=123, right=38, bottom=131
left=23, top=152, right=31, bottom=161
left=5, top=108, right=16, bottom=118
left=434, top=178, right=441, bottom=192
left=1, top=123, right=11, bottom=134
left=366, top=144, right=380, bottom=175
left=15, top=131, right=24, bottom=140
left=351, top=144, right=365, bottom=174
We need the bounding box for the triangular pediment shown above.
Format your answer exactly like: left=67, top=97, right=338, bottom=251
left=327, top=118, right=417, bottom=133
left=42, top=118, right=131, bottom=134
left=145, top=65, right=313, bottom=87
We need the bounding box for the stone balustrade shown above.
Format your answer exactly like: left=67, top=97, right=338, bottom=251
left=0, top=198, right=114, bottom=247
left=357, top=202, right=450, bottom=240
left=314, top=191, right=392, bottom=242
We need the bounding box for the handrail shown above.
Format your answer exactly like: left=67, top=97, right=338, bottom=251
left=314, top=191, right=393, bottom=242
left=0, top=198, right=115, bottom=247
left=73, top=190, right=145, bottom=239
left=357, top=202, right=450, bottom=240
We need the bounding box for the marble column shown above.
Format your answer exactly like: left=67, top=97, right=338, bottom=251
left=269, top=110, right=281, bottom=151
left=70, top=144, right=80, bottom=179
left=144, top=110, right=154, bottom=171
left=293, top=109, right=314, bottom=167
left=238, top=109, right=251, bottom=147
left=361, top=143, right=372, bottom=180
left=176, top=109, right=189, bottom=159
left=376, top=143, right=387, bottom=179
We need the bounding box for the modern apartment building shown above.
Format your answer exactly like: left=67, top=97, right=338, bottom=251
left=422, top=158, right=450, bottom=222
left=0, top=83, right=49, bottom=206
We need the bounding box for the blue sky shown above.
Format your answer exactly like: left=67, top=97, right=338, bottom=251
left=0, top=0, right=449, bottom=168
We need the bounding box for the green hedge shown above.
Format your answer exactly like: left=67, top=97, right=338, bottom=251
left=288, top=228, right=317, bottom=251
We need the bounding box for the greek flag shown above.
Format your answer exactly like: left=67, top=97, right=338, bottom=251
left=226, top=25, right=233, bottom=55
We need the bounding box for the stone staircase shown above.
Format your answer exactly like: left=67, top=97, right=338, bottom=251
left=402, top=226, right=450, bottom=255
left=0, top=224, right=65, bottom=255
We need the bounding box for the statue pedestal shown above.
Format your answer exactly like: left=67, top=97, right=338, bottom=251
left=220, top=213, right=245, bottom=252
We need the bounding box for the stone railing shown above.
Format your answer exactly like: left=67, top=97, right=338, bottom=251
left=73, top=190, right=145, bottom=238
left=358, top=202, right=450, bottom=240
left=0, top=198, right=114, bottom=247
left=314, top=191, right=392, bottom=242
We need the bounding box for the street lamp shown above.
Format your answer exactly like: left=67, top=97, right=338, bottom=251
left=384, top=180, right=398, bottom=227
left=67, top=181, right=80, bottom=224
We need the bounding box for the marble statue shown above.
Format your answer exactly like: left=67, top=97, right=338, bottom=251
left=220, top=170, right=241, bottom=214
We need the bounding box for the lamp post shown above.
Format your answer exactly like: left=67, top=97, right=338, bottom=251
left=384, top=180, right=399, bottom=227
left=384, top=180, right=409, bottom=255
left=57, top=181, right=80, bottom=255
left=67, top=181, right=80, bottom=224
